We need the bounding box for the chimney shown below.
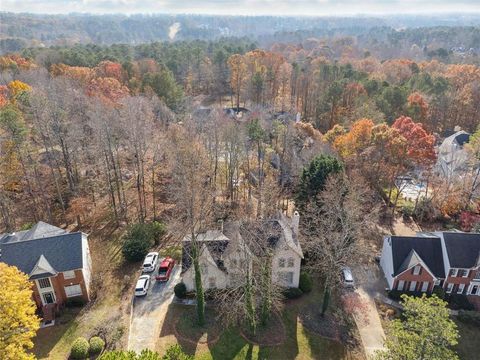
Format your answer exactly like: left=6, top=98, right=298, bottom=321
left=218, top=219, right=224, bottom=233
left=292, top=211, right=300, bottom=237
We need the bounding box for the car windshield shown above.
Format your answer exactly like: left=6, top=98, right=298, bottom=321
left=159, top=267, right=168, bottom=275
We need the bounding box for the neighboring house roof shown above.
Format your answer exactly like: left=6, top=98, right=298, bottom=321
left=441, top=232, right=480, bottom=268
left=391, top=236, right=445, bottom=278
left=0, top=222, right=85, bottom=278
left=437, top=130, right=472, bottom=175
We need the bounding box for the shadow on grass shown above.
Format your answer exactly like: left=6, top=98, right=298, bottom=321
left=33, top=307, right=82, bottom=359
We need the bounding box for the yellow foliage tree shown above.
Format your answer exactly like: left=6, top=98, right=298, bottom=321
left=0, top=263, right=40, bottom=360
left=7, top=80, right=31, bottom=98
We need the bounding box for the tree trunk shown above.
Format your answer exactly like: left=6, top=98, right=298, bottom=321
left=192, top=243, right=205, bottom=326
left=321, top=284, right=330, bottom=316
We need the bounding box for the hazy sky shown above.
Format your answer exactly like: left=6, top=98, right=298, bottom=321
left=2, top=0, right=480, bottom=16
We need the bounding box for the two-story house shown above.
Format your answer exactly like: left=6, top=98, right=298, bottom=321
left=0, top=222, right=92, bottom=324
left=380, top=231, right=480, bottom=305
left=181, top=212, right=304, bottom=292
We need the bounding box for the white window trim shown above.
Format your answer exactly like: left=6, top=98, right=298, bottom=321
left=397, top=280, right=405, bottom=291
left=457, top=284, right=465, bottom=294
left=37, top=277, right=52, bottom=289
left=63, top=270, right=76, bottom=280
left=450, top=269, right=458, bottom=277
left=421, top=281, right=429, bottom=292
left=64, top=284, right=83, bottom=298
left=446, top=283, right=453, bottom=293
left=413, top=265, right=421, bottom=275
left=409, top=281, right=417, bottom=292
left=460, top=269, right=469, bottom=278
left=41, top=291, right=56, bottom=305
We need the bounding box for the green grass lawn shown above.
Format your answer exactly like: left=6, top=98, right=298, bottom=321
left=455, top=320, right=480, bottom=360
left=158, top=285, right=364, bottom=360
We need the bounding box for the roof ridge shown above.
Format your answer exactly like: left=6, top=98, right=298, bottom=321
left=0, top=231, right=81, bottom=245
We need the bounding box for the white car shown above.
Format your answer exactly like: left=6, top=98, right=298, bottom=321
left=142, top=252, right=159, bottom=272
left=135, top=275, right=151, bottom=297
left=341, top=267, right=355, bottom=288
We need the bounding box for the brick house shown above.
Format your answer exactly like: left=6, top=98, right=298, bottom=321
left=380, top=231, right=480, bottom=304
left=0, top=222, right=92, bottom=322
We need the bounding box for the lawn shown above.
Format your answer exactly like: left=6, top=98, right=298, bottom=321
left=157, top=285, right=364, bottom=360
left=455, top=320, right=480, bottom=360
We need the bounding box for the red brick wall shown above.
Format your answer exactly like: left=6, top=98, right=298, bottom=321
left=393, top=265, right=435, bottom=292
left=445, top=267, right=479, bottom=294
left=30, top=269, right=89, bottom=309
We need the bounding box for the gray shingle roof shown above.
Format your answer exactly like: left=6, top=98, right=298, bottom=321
left=442, top=232, right=480, bottom=268
left=0, top=229, right=84, bottom=277
left=391, top=236, right=445, bottom=278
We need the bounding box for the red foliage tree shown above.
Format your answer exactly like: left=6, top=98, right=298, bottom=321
left=392, top=116, right=436, bottom=167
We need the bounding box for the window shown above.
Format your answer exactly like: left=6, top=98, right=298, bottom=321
left=413, top=265, right=421, bottom=275
left=457, top=284, right=465, bottom=294
left=446, top=283, right=453, bottom=293
left=421, top=282, right=429, bottom=292
left=458, top=269, right=468, bottom=278
left=208, top=277, right=216, bottom=288
left=449, top=269, right=457, bottom=277
left=434, top=279, right=441, bottom=286
left=475, top=270, right=480, bottom=280
left=409, top=281, right=417, bottom=292
left=278, top=258, right=286, bottom=268
left=397, top=280, right=405, bottom=291
left=64, top=284, right=82, bottom=298
left=278, top=271, right=294, bottom=285
left=287, top=257, right=294, bottom=267
left=38, top=278, right=52, bottom=289
left=201, top=264, right=208, bottom=276
left=63, top=271, right=75, bottom=280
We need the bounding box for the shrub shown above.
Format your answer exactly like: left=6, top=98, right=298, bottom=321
left=174, top=282, right=187, bottom=299
left=65, top=297, right=87, bottom=307
left=283, top=287, right=303, bottom=299
left=89, top=336, right=105, bottom=355
left=432, top=285, right=445, bottom=300
left=448, top=294, right=475, bottom=311
left=299, top=272, right=313, bottom=293
left=163, top=344, right=194, bottom=360
left=457, top=310, right=480, bottom=327
left=122, top=222, right=166, bottom=262
left=71, top=337, right=89, bottom=360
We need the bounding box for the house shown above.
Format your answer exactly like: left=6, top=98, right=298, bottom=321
left=436, top=130, right=472, bottom=179
left=0, top=222, right=92, bottom=322
left=181, top=212, right=304, bottom=292
left=380, top=231, right=480, bottom=301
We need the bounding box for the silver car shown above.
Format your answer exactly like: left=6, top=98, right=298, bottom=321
left=342, top=267, right=355, bottom=288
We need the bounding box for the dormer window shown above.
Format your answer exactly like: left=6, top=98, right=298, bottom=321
left=449, top=269, right=458, bottom=277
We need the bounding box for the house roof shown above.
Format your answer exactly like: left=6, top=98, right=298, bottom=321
left=391, top=236, right=445, bottom=278
left=0, top=223, right=84, bottom=278
left=442, top=232, right=480, bottom=268
left=181, top=230, right=230, bottom=273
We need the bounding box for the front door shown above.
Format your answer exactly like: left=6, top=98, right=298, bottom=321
left=43, top=292, right=55, bottom=304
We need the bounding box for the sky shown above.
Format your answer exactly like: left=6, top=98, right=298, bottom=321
left=2, top=0, right=480, bottom=16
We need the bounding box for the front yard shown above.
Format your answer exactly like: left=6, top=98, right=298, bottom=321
left=156, top=284, right=365, bottom=360
left=32, top=220, right=136, bottom=359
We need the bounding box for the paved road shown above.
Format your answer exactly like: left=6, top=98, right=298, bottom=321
left=353, top=265, right=386, bottom=359
left=127, top=263, right=181, bottom=352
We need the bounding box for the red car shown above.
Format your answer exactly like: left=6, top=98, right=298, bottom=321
left=156, top=257, right=175, bottom=281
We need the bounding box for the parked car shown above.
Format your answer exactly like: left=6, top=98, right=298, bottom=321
left=156, top=257, right=175, bottom=281
left=135, top=275, right=151, bottom=297
left=142, top=252, right=159, bottom=272
left=341, top=267, right=355, bottom=288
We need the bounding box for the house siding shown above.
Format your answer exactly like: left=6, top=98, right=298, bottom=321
left=393, top=265, right=435, bottom=292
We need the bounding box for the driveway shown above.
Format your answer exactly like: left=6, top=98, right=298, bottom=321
left=127, top=262, right=181, bottom=352
left=352, top=265, right=386, bottom=359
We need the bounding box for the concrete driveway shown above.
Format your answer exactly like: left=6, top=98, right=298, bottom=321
left=127, top=262, right=181, bottom=352
left=352, top=265, right=386, bottom=359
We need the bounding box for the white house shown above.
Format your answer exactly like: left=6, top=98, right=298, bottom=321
left=181, top=212, right=304, bottom=291
left=436, top=130, right=471, bottom=179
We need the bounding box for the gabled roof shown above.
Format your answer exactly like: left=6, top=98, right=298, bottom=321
left=391, top=236, right=445, bottom=278
left=29, top=254, right=57, bottom=280
left=441, top=232, right=480, bottom=268
left=181, top=231, right=230, bottom=273
left=0, top=224, right=85, bottom=278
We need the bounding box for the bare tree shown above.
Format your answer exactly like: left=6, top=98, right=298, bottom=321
left=301, top=173, right=376, bottom=315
